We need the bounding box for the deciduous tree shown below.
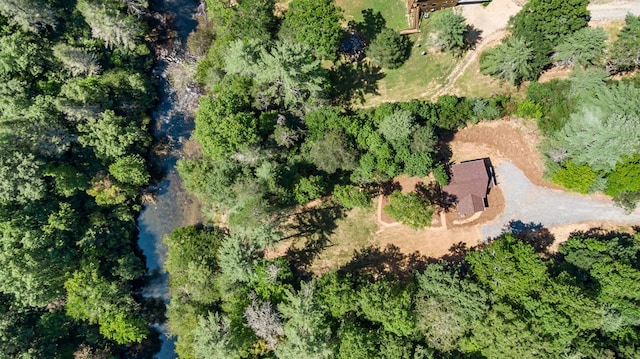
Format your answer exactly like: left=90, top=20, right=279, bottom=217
left=358, top=278, right=415, bottom=337
left=332, top=184, right=370, bottom=209
left=64, top=266, right=147, bottom=344
left=384, top=191, right=433, bottom=229
left=0, top=150, right=45, bottom=204
left=108, top=155, right=149, bottom=186
left=307, top=131, right=358, bottom=174
left=279, top=0, right=343, bottom=60
left=467, top=234, right=548, bottom=301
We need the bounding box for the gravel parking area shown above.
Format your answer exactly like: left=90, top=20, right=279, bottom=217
left=480, top=162, right=640, bottom=239
left=588, top=0, right=640, bottom=21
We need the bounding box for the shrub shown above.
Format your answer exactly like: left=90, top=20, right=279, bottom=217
left=333, top=184, right=370, bottom=208
left=294, top=175, right=327, bottom=204
left=432, top=164, right=449, bottom=186
left=515, top=99, right=543, bottom=120
left=384, top=191, right=434, bottom=229
left=605, top=155, right=640, bottom=197
left=551, top=161, right=597, bottom=194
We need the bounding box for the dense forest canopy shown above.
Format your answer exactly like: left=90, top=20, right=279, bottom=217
left=164, top=0, right=640, bottom=358
left=2, top=0, right=640, bottom=356
left=166, top=224, right=640, bottom=358
left=0, top=0, right=156, bottom=356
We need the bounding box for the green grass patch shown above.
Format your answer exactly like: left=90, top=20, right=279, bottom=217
left=378, top=43, right=457, bottom=102
left=454, top=59, right=518, bottom=98
left=336, top=0, right=408, bottom=31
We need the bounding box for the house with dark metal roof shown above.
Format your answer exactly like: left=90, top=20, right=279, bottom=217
left=442, top=159, right=494, bottom=216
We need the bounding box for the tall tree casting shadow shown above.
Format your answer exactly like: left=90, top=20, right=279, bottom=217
left=283, top=204, right=345, bottom=278
left=339, top=244, right=428, bottom=281
left=331, top=61, right=384, bottom=105
left=505, top=220, right=555, bottom=254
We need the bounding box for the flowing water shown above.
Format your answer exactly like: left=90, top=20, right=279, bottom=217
left=137, top=0, right=202, bottom=357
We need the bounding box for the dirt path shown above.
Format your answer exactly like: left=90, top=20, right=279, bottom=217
left=427, top=0, right=521, bottom=99
left=432, top=0, right=638, bottom=99
left=429, top=30, right=508, bottom=100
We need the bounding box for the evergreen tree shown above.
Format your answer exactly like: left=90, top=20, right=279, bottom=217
left=553, top=27, right=607, bottom=68
left=608, top=14, right=640, bottom=73
left=52, top=44, right=102, bottom=77
left=77, top=0, right=142, bottom=50
left=276, top=283, right=334, bottom=359
left=0, top=0, right=56, bottom=32
left=367, top=28, right=411, bottom=69
left=279, top=0, right=343, bottom=60
left=480, top=36, right=535, bottom=85
left=509, top=0, right=589, bottom=78
left=431, top=9, right=468, bottom=52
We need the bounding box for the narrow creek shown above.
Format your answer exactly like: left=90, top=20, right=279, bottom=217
left=137, top=0, right=202, bottom=357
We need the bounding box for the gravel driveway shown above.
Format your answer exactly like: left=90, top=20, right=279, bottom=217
left=588, top=0, right=640, bottom=21
left=480, top=162, right=640, bottom=239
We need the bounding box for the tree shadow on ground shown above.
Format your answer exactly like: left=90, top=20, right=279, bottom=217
left=339, top=244, right=428, bottom=281
left=505, top=220, right=555, bottom=254
left=465, top=26, right=482, bottom=50
left=283, top=204, right=345, bottom=278
left=568, top=226, right=639, bottom=244
left=330, top=61, right=385, bottom=106
left=435, top=133, right=455, bottom=169
left=331, top=9, right=389, bottom=105
left=378, top=180, right=402, bottom=196
left=350, top=9, right=386, bottom=42
left=415, top=181, right=456, bottom=211
left=439, top=241, right=472, bottom=264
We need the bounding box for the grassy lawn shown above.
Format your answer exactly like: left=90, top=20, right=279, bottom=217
left=360, top=15, right=459, bottom=106
left=335, top=0, right=408, bottom=30
left=333, top=1, right=525, bottom=105
left=374, top=39, right=457, bottom=103
left=453, top=58, right=518, bottom=98
left=310, top=206, right=377, bottom=273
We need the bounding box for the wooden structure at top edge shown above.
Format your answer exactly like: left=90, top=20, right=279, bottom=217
left=400, top=0, right=459, bottom=34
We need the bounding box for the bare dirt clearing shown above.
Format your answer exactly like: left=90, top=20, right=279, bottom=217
left=271, top=119, right=639, bottom=273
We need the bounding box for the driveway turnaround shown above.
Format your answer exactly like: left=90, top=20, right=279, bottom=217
left=480, top=162, right=640, bottom=239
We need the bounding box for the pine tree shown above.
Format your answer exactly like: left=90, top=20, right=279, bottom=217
left=53, top=44, right=102, bottom=77
left=77, top=0, right=141, bottom=50
left=480, top=36, right=535, bottom=85
left=0, top=0, right=56, bottom=32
